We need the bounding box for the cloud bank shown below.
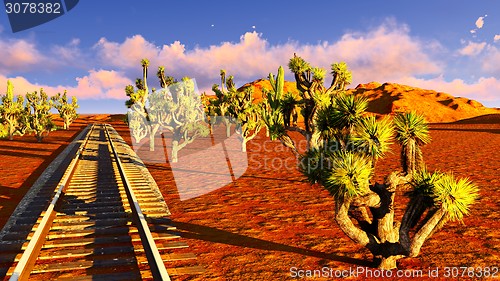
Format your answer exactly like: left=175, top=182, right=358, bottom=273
left=1, top=20, right=499, bottom=108
left=0, top=70, right=132, bottom=100
left=93, top=22, right=442, bottom=88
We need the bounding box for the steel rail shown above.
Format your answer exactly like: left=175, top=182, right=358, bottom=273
left=103, top=124, right=171, bottom=281
left=10, top=124, right=95, bottom=281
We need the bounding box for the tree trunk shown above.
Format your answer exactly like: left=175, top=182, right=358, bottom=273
left=377, top=255, right=401, bottom=270
left=335, top=199, right=371, bottom=246
left=226, top=123, right=231, bottom=138
left=409, top=208, right=446, bottom=257
left=402, top=139, right=416, bottom=174
left=241, top=139, right=247, bottom=152
left=8, top=121, right=15, bottom=140
left=377, top=192, right=398, bottom=243
left=171, top=140, right=179, bottom=163
left=149, top=125, right=159, bottom=151
left=150, top=133, right=155, bottom=151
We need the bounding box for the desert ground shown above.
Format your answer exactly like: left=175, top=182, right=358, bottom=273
left=0, top=114, right=499, bottom=280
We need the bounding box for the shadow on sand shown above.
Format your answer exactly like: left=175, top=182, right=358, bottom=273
left=162, top=219, right=374, bottom=268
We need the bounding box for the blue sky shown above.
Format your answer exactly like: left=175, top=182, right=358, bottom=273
left=1, top=1, right=499, bottom=113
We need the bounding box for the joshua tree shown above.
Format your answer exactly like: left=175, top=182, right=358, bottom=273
left=200, top=93, right=217, bottom=134
left=265, top=56, right=479, bottom=270
left=141, top=58, right=150, bottom=99
left=330, top=62, right=353, bottom=91
left=154, top=77, right=209, bottom=162
left=51, top=91, right=79, bottom=130
left=262, top=55, right=354, bottom=155
left=285, top=54, right=353, bottom=148
left=157, top=66, right=176, bottom=89
left=204, top=69, right=236, bottom=138
left=0, top=81, right=25, bottom=140
left=14, top=105, right=30, bottom=137
left=394, top=112, right=431, bottom=174
left=126, top=62, right=208, bottom=161
left=210, top=71, right=263, bottom=152
left=233, top=87, right=263, bottom=152
left=25, top=88, right=55, bottom=142
left=125, top=59, right=157, bottom=147
left=127, top=103, right=149, bottom=144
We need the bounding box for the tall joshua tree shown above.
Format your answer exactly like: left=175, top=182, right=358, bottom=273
left=267, top=55, right=479, bottom=269
left=233, top=87, right=263, bottom=152
left=0, top=80, right=25, bottom=140
left=158, top=77, right=209, bottom=162
left=262, top=55, right=354, bottom=155
left=51, top=91, right=79, bottom=130
left=205, top=69, right=236, bottom=138
left=286, top=54, right=353, bottom=147
left=125, top=59, right=154, bottom=146
left=394, top=112, right=431, bottom=174
left=210, top=71, right=263, bottom=152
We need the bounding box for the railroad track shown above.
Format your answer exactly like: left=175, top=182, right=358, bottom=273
left=0, top=124, right=203, bottom=280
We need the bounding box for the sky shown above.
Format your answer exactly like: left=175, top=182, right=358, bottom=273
left=0, top=0, right=499, bottom=113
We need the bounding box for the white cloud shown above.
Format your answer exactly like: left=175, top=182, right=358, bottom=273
left=50, top=38, right=85, bottom=67
left=94, top=35, right=158, bottom=69
left=399, top=76, right=500, bottom=103
left=0, top=35, right=87, bottom=74
left=0, top=37, right=45, bottom=74
left=458, top=41, right=487, bottom=56
left=482, top=45, right=500, bottom=75
left=0, top=70, right=132, bottom=100
left=94, top=21, right=442, bottom=89
left=494, top=35, right=500, bottom=43
left=475, top=16, right=485, bottom=29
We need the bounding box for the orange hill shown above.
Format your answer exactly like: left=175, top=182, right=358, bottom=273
left=350, top=82, right=500, bottom=123
left=208, top=79, right=499, bottom=123
left=237, top=78, right=301, bottom=101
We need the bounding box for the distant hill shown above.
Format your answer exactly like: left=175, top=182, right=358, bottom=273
left=350, top=82, right=500, bottom=123
left=209, top=79, right=500, bottom=123
left=237, top=79, right=301, bottom=101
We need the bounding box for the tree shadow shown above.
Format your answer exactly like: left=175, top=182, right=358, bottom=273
left=0, top=145, right=54, bottom=152
left=238, top=174, right=307, bottom=183
left=157, top=219, right=374, bottom=268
